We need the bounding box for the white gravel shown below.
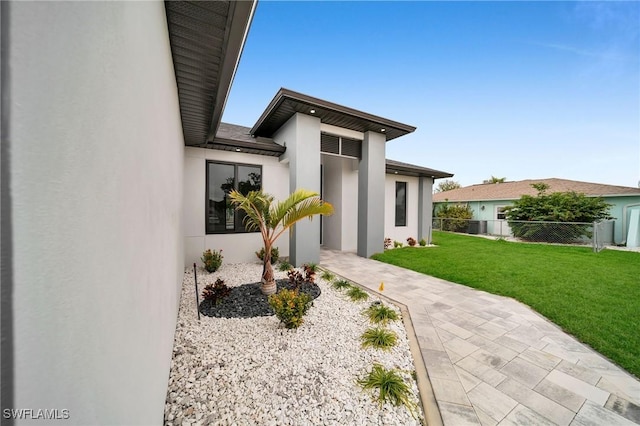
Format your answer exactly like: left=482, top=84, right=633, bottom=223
left=164, top=263, right=422, bottom=426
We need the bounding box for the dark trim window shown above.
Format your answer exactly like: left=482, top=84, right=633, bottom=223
left=206, top=161, right=262, bottom=233
left=395, top=181, right=407, bottom=227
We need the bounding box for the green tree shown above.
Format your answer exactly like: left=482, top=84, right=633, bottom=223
left=483, top=176, right=506, bottom=184
left=435, top=180, right=461, bottom=193
left=436, top=203, right=473, bottom=232
left=229, top=189, right=334, bottom=295
left=504, top=184, right=612, bottom=243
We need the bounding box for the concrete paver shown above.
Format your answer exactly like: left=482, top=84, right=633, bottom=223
left=320, top=249, right=640, bottom=426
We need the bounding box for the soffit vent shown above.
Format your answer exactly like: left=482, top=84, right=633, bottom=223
left=321, top=133, right=340, bottom=155
left=341, top=137, right=361, bottom=158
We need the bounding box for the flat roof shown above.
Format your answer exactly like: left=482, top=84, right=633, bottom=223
left=250, top=88, right=417, bottom=141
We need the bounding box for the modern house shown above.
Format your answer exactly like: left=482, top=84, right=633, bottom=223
left=184, top=89, right=452, bottom=266
left=433, top=178, right=640, bottom=245
left=3, top=1, right=449, bottom=424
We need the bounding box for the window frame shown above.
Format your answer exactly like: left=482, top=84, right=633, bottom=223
left=395, top=181, right=407, bottom=227
left=205, top=160, right=263, bottom=234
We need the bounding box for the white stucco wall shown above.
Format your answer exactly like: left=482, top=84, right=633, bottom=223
left=321, top=156, right=358, bottom=252
left=183, top=147, right=290, bottom=265
left=385, top=175, right=420, bottom=244
left=9, top=2, right=184, bottom=425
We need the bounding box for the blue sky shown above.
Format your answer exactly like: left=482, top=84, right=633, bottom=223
left=222, top=1, right=640, bottom=188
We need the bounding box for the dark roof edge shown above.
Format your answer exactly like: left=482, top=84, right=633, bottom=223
left=206, top=0, right=257, bottom=142
left=250, top=88, right=417, bottom=136
left=386, top=159, right=453, bottom=179
left=211, top=137, right=286, bottom=154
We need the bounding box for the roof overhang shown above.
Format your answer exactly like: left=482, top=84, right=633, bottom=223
left=165, top=1, right=257, bottom=146
left=209, top=136, right=286, bottom=157
left=386, top=159, right=453, bottom=179
left=250, top=88, right=417, bottom=141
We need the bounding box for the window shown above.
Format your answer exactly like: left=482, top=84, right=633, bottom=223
left=206, top=161, right=262, bottom=233
left=496, top=206, right=507, bottom=220
left=395, top=181, right=407, bottom=227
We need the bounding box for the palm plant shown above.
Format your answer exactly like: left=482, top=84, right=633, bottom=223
left=228, top=189, right=333, bottom=295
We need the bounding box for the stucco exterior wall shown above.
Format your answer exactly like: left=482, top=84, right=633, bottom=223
left=9, top=2, right=184, bottom=424
left=385, top=175, right=420, bottom=246
left=273, top=113, right=321, bottom=265
left=321, top=156, right=358, bottom=252
left=183, top=147, right=290, bottom=265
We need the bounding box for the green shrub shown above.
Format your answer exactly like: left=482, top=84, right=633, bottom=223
left=268, top=289, right=312, bottom=329
left=364, top=304, right=400, bottom=325
left=256, top=246, right=279, bottom=263
left=361, top=327, right=398, bottom=350
left=305, top=262, right=319, bottom=272
left=393, top=241, right=403, bottom=248
left=436, top=203, right=473, bottom=232
left=505, top=184, right=612, bottom=243
left=418, top=238, right=427, bottom=247
left=201, top=278, right=230, bottom=304
left=201, top=249, right=223, bottom=273
left=346, top=286, right=369, bottom=302
left=277, top=260, right=292, bottom=271
left=332, top=279, right=352, bottom=290
left=358, top=364, right=417, bottom=416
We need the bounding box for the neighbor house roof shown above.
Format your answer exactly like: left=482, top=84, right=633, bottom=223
left=433, top=178, right=640, bottom=202
left=250, top=88, right=417, bottom=141
left=212, top=123, right=285, bottom=157
left=386, top=159, right=453, bottom=179
left=165, top=1, right=257, bottom=146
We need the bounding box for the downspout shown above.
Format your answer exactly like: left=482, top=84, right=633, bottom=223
left=620, top=202, right=640, bottom=245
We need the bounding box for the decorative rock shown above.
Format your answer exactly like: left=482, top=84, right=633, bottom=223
left=163, top=263, right=422, bottom=425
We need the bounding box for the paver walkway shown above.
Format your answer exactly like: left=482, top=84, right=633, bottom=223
left=321, top=249, right=640, bottom=426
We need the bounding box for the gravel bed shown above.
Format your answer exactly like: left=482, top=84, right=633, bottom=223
left=164, top=263, right=422, bottom=426
left=199, top=280, right=321, bottom=319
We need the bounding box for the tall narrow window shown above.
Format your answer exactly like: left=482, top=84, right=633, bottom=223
left=206, top=161, right=262, bottom=233
left=395, top=181, right=407, bottom=227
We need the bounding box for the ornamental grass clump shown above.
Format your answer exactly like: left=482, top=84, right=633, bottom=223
left=361, top=327, right=398, bottom=351
left=346, top=286, right=369, bottom=302
left=277, top=260, right=292, bottom=272
left=268, top=289, right=312, bottom=329
left=364, top=304, right=400, bottom=325
left=358, top=364, right=418, bottom=417
left=320, top=270, right=335, bottom=282
left=201, top=249, right=223, bottom=273
left=332, top=279, right=352, bottom=290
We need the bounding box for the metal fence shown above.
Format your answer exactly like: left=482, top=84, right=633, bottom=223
left=432, top=218, right=615, bottom=251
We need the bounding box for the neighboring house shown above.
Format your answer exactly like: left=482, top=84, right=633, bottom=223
left=4, top=1, right=449, bottom=424
left=433, top=178, right=640, bottom=244
left=184, top=90, right=452, bottom=266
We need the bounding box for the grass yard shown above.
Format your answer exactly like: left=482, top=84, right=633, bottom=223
left=371, top=231, right=640, bottom=378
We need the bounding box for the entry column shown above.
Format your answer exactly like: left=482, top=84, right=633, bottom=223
left=357, top=131, right=386, bottom=257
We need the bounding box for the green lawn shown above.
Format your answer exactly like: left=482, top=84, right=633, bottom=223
left=371, top=231, right=640, bottom=378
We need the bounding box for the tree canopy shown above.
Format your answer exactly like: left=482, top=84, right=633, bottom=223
left=483, top=176, right=506, bottom=184
left=504, top=184, right=612, bottom=242
left=435, top=179, right=461, bottom=193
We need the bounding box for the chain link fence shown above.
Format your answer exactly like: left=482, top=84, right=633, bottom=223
left=433, top=218, right=615, bottom=250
